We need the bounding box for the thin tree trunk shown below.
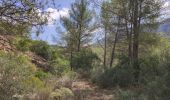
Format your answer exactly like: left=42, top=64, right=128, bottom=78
left=77, top=37, right=81, bottom=52
left=77, top=5, right=83, bottom=52
left=129, top=23, right=133, bottom=64
left=132, top=0, right=142, bottom=83
left=109, top=31, right=118, bottom=68
left=70, top=50, right=73, bottom=70
left=132, top=0, right=139, bottom=62
left=77, top=24, right=81, bottom=52
left=125, top=20, right=133, bottom=64
left=110, top=18, right=120, bottom=68
left=69, top=36, right=74, bottom=70
left=103, top=28, right=107, bottom=68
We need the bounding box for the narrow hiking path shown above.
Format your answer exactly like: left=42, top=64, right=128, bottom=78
left=71, top=77, right=116, bottom=100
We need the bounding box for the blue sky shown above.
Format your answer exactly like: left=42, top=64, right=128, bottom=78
left=31, top=0, right=75, bottom=44
left=31, top=0, right=170, bottom=45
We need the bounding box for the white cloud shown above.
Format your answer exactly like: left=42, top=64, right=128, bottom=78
left=163, top=2, right=169, bottom=8
left=45, top=8, right=69, bottom=25
left=161, top=1, right=170, bottom=19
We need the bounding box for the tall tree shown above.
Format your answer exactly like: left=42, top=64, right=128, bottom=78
left=61, top=0, right=94, bottom=68
left=101, top=2, right=110, bottom=68
left=100, top=0, right=125, bottom=68
left=62, top=0, right=93, bottom=52
left=94, top=0, right=161, bottom=78
left=127, top=0, right=161, bottom=81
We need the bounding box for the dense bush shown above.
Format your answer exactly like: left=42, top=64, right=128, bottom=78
left=116, top=89, right=147, bottom=100
left=144, top=45, right=170, bottom=100
left=0, top=51, right=77, bottom=100
left=30, top=41, right=53, bottom=60
left=72, top=49, right=99, bottom=71
left=35, top=70, right=49, bottom=80
left=115, top=41, right=170, bottom=100
left=92, top=63, right=135, bottom=88
left=92, top=44, right=169, bottom=89
left=15, top=38, right=63, bottom=62
left=49, top=58, right=70, bottom=76
left=0, top=52, right=45, bottom=99
left=16, top=38, right=32, bottom=52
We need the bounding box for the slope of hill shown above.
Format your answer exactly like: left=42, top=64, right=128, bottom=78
left=0, top=35, right=49, bottom=71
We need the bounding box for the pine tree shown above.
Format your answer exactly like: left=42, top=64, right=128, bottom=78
left=61, top=0, right=94, bottom=68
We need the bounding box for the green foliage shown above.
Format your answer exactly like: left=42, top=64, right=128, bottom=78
left=0, top=21, right=30, bottom=36
left=115, top=39, right=170, bottom=100
left=24, top=76, right=45, bottom=92
left=0, top=52, right=39, bottom=99
left=143, top=44, right=170, bottom=100
left=35, top=70, right=49, bottom=80
left=49, top=58, right=70, bottom=76
left=0, top=51, right=75, bottom=100
left=116, top=89, right=146, bottom=100
left=15, top=38, right=62, bottom=62
left=61, top=0, right=94, bottom=53
left=0, top=0, right=51, bottom=36
left=138, top=55, right=162, bottom=84
left=72, top=49, right=99, bottom=71
left=93, top=64, right=135, bottom=88
left=30, top=41, right=52, bottom=60
left=16, top=38, right=32, bottom=52
left=50, top=87, right=74, bottom=100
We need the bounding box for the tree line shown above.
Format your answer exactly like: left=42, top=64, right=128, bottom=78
left=61, top=0, right=162, bottom=80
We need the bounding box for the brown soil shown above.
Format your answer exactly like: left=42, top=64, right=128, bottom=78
left=71, top=78, right=116, bottom=100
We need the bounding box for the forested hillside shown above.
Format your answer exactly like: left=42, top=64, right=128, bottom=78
left=0, top=0, right=170, bottom=100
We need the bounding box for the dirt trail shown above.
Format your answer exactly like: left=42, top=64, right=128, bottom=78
left=71, top=78, right=116, bottom=100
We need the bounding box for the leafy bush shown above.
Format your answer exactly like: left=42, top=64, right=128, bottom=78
left=0, top=52, right=42, bottom=99
left=93, top=42, right=169, bottom=89
left=16, top=38, right=32, bottom=52
left=116, top=89, right=146, bottom=100
left=35, top=70, right=49, bottom=80
left=138, top=54, right=162, bottom=84
left=93, top=63, right=135, bottom=88
left=30, top=41, right=52, bottom=60
left=50, top=87, right=74, bottom=100
left=49, top=57, right=70, bottom=76
left=0, top=51, right=75, bottom=100
left=72, top=49, right=99, bottom=71
left=143, top=46, right=170, bottom=100
left=24, top=76, right=45, bottom=92
left=116, top=41, right=170, bottom=100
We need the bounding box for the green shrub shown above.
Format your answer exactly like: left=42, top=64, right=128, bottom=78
left=143, top=46, right=170, bottom=100
left=116, top=43, right=170, bottom=100
left=50, top=87, right=74, bottom=100
left=95, top=46, right=168, bottom=88
left=116, top=89, right=146, bottom=100
left=16, top=38, right=32, bottom=52
left=35, top=70, right=49, bottom=80
left=0, top=52, right=41, bottom=99
left=0, top=52, right=72, bottom=99
left=30, top=41, right=52, bottom=60
left=24, top=76, right=45, bottom=92
left=72, top=49, right=99, bottom=71
left=138, top=54, right=163, bottom=85
left=93, top=63, right=135, bottom=88
left=49, top=58, right=70, bottom=76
